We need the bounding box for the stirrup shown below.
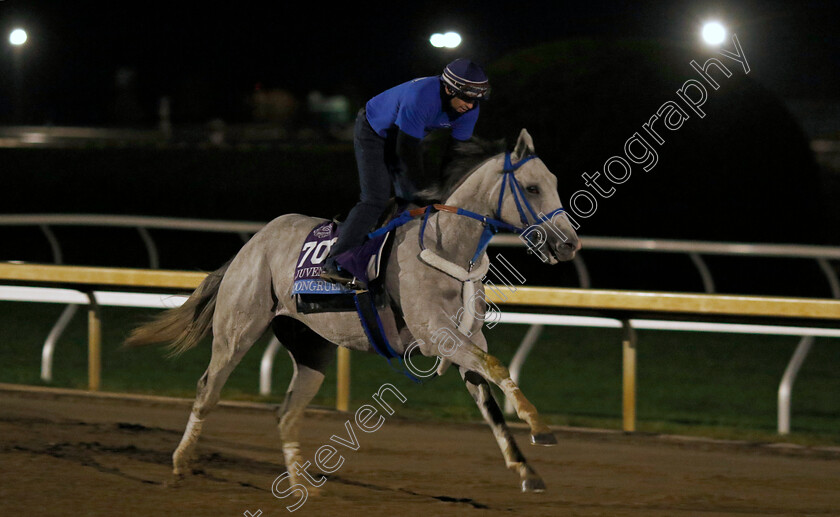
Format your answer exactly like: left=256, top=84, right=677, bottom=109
left=320, top=262, right=367, bottom=290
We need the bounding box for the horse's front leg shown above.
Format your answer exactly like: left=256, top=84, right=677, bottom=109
left=412, top=319, right=556, bottom=446
left=470, top=344, right=557, bottom=445
left=450, top=329, right=547, bottom=490
left=459, top=365, right=547, bottom=491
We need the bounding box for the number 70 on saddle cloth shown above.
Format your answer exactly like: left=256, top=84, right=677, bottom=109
left=297, top=238, right=335, bottom=268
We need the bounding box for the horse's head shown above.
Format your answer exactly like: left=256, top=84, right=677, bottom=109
left=493, top=129, right=581, bottom=264
left=437, top=129, right=580, bottom=264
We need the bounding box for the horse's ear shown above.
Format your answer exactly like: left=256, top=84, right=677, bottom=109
left=511, top=128, right=535, bottom=162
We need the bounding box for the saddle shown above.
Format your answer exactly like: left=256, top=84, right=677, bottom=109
left=292, top=220, right=392, bottom=314
left=293, top=197, right=422, bottom=313
left=292, top=204, right=429, bottom=382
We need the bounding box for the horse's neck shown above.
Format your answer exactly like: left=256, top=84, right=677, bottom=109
left=427, top=165, right=499, bottom=269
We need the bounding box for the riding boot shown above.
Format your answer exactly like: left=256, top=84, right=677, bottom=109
left=320, top=256, right=366, bottom=290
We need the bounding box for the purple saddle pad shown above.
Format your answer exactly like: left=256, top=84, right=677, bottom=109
left=292, top=221, right=390, bottom=296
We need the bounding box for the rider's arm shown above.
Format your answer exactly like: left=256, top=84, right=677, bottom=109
left=451, top=104, right=479, bottom=141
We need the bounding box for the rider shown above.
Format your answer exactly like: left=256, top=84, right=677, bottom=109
left=321, top=58, right=491, bottom=286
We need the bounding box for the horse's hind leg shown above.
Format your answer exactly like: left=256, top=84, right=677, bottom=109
left=272, top=317, right=336, bottom=488
left=172, top=312, right=272, bottom=480
left=460, top=367, right=546, bottom=492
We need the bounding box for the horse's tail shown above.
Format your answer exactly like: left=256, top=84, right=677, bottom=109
left=124, top=259, right=232, bottom=356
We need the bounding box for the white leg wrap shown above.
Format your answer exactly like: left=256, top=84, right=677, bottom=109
left=283, top=441, right=301, bottom=482
left=173, top=413, right=204, bottom=473
left=282, top=441, right=300, bottom=460
left=178, top=413, right=204, bottom=448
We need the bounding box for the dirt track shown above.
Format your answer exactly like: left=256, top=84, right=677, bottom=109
left=1, top=384, right=839, bottom=517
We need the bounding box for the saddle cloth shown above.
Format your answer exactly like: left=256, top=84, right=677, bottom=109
left=292, top=221, right=391, bottom=313
left=291, top=216, right=424, bottom=383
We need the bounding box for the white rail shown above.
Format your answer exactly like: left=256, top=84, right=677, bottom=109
left=3, top=280, right=840, bottom=432
left=491, top=234, right=840, bottom=434
left=491, top=234, right=840, bottom=259
left=2, top=214, right=840, bottom=433
left=0, top=214, right=260, bottom=385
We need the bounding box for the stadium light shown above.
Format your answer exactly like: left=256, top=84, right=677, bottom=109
left=9, top=28, right=28, bottom=46
left=429, top=31, right=461, bottom=49
left=701, top=21, right=726, bottom=45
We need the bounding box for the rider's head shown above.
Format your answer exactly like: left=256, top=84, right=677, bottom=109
left=441, top=58, right=490, bottom=114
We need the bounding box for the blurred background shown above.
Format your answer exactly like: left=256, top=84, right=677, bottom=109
left=0, top=0, right=840, bottom=295
left=1, top=1, right=838, bottom=284
left=1, top=2, right=837, bottom=238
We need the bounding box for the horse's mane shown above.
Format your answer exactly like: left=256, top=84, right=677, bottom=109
left=416, top=136, right=507, bottom=203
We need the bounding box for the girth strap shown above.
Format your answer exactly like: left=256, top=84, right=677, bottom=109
left=352, top=290, right=422, bottom=383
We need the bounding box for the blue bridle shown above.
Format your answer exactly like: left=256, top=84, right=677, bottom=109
left=358, top=152, right=565, bottom=382
left=497, top=153, right=566, bottom=229
left=415, top=152, right=566, bottom=266
left=368, top=152, right=565, bottom=267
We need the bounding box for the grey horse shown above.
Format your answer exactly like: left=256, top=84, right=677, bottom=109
left=126, top=128, right=580, bottom=493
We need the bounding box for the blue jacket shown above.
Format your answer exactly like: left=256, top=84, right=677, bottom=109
left=365, top=76, right=479, bottom=141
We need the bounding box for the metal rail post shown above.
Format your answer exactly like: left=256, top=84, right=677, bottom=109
left=336, top=347, right=350, bottom=411
left=622, top=319, right=637, bottom=432
left=777, top=336, right=814, bottom=434
left=39, top=223, right=74, bottom=384
left=87, top=293, right=101, bottom=391
left=41, top=304, right=78, bottom=382
left=777, top=257, right=840, bottom=434
left=137, top=227, right=159, bottom=269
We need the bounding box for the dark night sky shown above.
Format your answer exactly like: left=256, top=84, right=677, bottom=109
left=1, top=0, right=839, bottom=124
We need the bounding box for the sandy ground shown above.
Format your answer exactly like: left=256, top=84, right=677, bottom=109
left=1, top=384, right=839, bottom=517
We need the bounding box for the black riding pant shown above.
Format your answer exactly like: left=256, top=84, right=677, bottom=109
left=331, top=108, right=414, bottom=256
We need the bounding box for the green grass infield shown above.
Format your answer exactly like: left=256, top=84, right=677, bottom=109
left=1, top=302, right=838, bottom=446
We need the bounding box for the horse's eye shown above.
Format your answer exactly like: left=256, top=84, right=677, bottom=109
left=526, top=186, right=540, bottom=194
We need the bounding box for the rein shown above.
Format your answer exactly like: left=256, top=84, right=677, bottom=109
left=356, top=152, right=566, bottom=378
left=369, top=152, right=565, bottom=268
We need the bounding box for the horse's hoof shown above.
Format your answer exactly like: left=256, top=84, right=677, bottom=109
left=165, top=473, right=185, bottom=488
left=530, top=432, right=557, bottom=446
left=521, top=477, right=546, bottom=493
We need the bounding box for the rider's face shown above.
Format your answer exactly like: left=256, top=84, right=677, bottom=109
left=445, top=86, right=476, bottom=113
left=449, top=96, right=475, bottom=113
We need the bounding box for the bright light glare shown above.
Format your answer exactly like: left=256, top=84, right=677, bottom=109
left=442, top=31, right=461, bottom=48
left=429, top=31, right=461, bottom=49
left=9, top=28, right=28, bottom=46
left=701, top=21, right=726, bottom=45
